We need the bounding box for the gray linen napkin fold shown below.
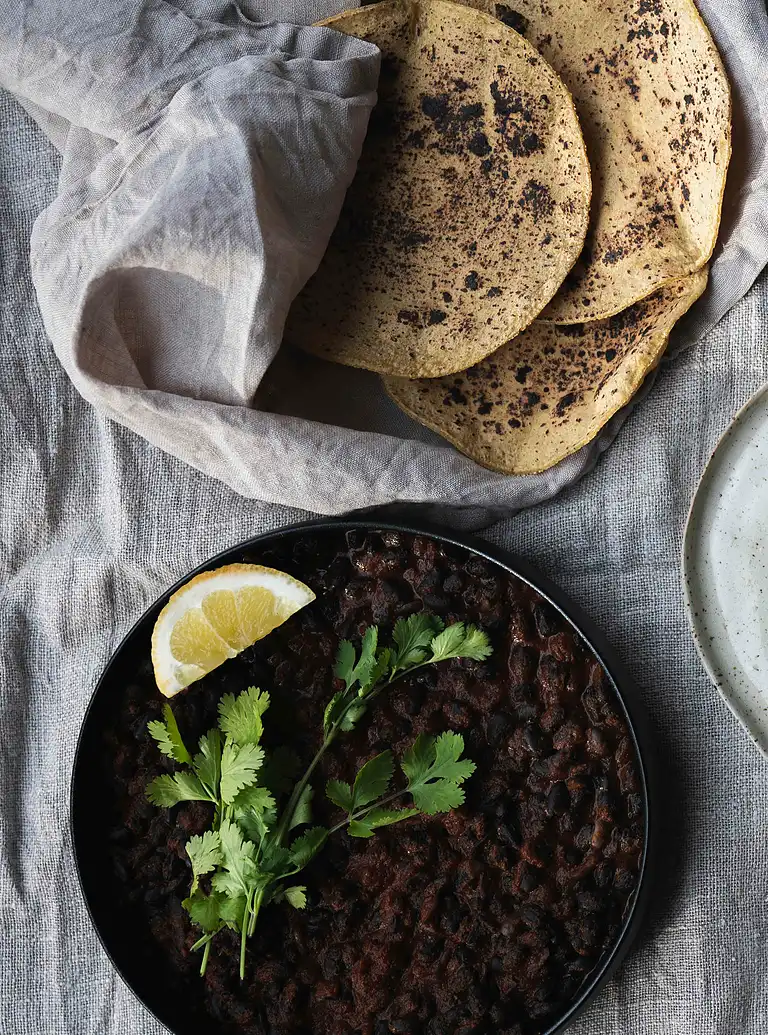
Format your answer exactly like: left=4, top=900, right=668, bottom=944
left=2, top=0, right=768, bottom=518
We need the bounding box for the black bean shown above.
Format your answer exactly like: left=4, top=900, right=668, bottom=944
left=614, top=868, right=635, bottom=891
left=533, top=602, right=561, bottom=638
left=595, top=776, right=612, bottom=809
left=441, top=894, right=461, bottom=933
left=547, top=782, right=570, bottom=816
left=489, top=1004, right=505, bottom=1025
left=586, top=726, right=610, bottom=756
left=520, top=905, right=543, bottom=927
left=420, top=933, right=444, bottom=959
left=522, top=724, right=545, bottom=754
left=519, top=865, right=538, bottom=892
left=464, top=556, right=491, bottom=578
left=443, top=573, right=463, bottom=594
left=593, top=862, right=614, bottom=888
left=577, top=891, right=602, bottom=912
left=427, top=1019, right=450, bottom=1035
left=575, top=824, right=593, bottom=850
left=627, top=792, right=644, bottom=819
left=390, top=1019, right=417, bottom=1034
left=496, top=819, right=522, bottom=848
left=486, top=712, right=511, bottom=745
left=320, top=949, right=342, bottom=980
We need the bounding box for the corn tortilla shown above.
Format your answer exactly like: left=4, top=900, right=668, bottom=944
left=384, top=268, right=708, bottom=473
left=488, top=0, right=730, bottom=322
left=287, top=0, right=591, bottom=378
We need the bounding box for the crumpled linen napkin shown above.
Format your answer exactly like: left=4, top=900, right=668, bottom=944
left=2, top=0, right=768, bottom=518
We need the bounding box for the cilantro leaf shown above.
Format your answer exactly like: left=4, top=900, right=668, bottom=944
left=147, top=704, right=192, bottom=765
left=259, top=837, right=291, bottom=876
left=429, top=623, right=492, bottom=663
left=186, top=830, right=222, bottom=893
left=348, top=806, right=420, bottom=838
left=455, top=624, right=493, bottom=662
left=147, top=720, right=176, bottom=760
left=323, top=691, right=347, bottom=736
left=146, top=771, right=211, bottom=807
left=261, top=747, right=300, bottom=795
left=212, top=820, right=258, bottom=897
left=192, top=729, right=223, bottom=799
left=400, top=734, right=436, bottom=786
left=183, top=889, right=223, bottom=933
left=284, top=885, right=307, bottom=909
left=411, top=780, right=466, bottom=814
left=232, top=784, right=275, bottom=815
left=428, top=622, right=471, bottom=662
left=352, top=751, right=394, bottom=810
left=401, top=732, right=475, bottom=815
left=289, top=827, right=328, bottom=870
left=326, top=779, right=354, bottom=813
left=364, top=649, right=392, bottom=695
left=391, top=613, right=444, bottom=673
left=334, top=640, right=356, bottom=690
left=339, top=699, right=367, bottom=731
left=324, top=690, right=368, bottom=734
left=237, top=803, right=277, bottom=846
left=233, top=784, right=277, bottom=844
left=351, top=626, right=379, bottom=691
left=288, top=784, right=313, bottom=831
left=218, top=891, right=247, bottom=930
left=220, top=741, right=265, bottom=804
left=218, top=687, right=269, bottom=746
left=428, top=731, right=476, bottom=783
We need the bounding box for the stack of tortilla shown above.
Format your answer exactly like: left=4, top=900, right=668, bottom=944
left=285, top=0, right=730, bottom=474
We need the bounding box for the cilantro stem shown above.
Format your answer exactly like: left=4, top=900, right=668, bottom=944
left=239, top=885, right=265, bottom=978
left=247, top=886, right=265, bottom=937
left=190, top=928, right=220, bottom=953
left=275, top=667, right=427, bottom=844
left=201, top=940, right=211, bottom=976
left=275, top=734, right=333, bottom=844
left=328, top=788, right=407, bottom=835
left=240, top=887, right=253, bottom=980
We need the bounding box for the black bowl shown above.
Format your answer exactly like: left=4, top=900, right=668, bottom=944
left=71, top=518, right=656, bottom=1035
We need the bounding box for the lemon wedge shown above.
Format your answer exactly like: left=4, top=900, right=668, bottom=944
left=151, top=563, right=315, bottom=697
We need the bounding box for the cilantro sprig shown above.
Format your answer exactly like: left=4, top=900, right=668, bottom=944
left=145, top=614, right=491, bottom=979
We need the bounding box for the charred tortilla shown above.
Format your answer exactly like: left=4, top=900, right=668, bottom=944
left=287, top=0, right=591, bottom=378
left=384, top=268, right=707, bottom=473
left=489, top=0, right=730, bottom=322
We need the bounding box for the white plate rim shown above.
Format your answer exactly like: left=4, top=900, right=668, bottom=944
left=682, top=380, right=768, bottom=762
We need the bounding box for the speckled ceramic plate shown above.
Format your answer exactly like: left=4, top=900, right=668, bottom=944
left=683, top=383, right=768, bottom=760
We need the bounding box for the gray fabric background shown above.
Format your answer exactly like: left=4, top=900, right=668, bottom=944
left=2, top=8, right=768, bottom=1035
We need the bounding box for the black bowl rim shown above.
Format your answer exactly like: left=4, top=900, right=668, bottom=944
left=70, top=517, right=655, bottom=1035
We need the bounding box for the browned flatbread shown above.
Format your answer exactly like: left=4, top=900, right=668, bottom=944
left=286, top=0, right=591, bottom=378
left=487, top=0, right=730, bottom=323
left=384, top=268, right=707, bottom=473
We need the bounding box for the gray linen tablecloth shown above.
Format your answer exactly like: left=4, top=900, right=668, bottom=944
left=2, top=7, right=768, bottom=1035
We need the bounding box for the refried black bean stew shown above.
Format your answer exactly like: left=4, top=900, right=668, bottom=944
left=91, top=528, right=645, bottom=1035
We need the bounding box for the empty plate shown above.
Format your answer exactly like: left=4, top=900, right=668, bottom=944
left=683, top=383, right=768, bottom=760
